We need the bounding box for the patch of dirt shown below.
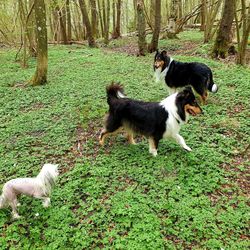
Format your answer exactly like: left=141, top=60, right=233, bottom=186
left=20, top=102, right=45, bottom=112
left=173, top=41, right=200, bottom=56
left=208, top=144, right=250, bottom=206
left=103, top=39, right=200, bottom=57
left=11, top=82, right=27, bottom=89
left=73, top=120, right=104, bottom=159
left=103, top=42, right=139, bottom=56
left=227, top=103, right=245, bottom=117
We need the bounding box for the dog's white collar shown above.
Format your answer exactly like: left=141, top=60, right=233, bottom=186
left=161, top=58, right=173, bottom=78
left=160, top=92, right=188, bottom=125
left=155, top=58, right=173, bottom=83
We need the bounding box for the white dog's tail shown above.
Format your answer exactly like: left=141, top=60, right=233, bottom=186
left=36, top=164, right=59, bottom=196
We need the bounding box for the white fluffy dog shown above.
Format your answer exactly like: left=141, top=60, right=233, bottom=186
left=0, top=163, right=59, bottom=219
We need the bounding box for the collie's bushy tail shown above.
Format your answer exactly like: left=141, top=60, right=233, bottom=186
left=207, top=73, right=218, bottom=93
left=106, top=83, right=126, bottom=105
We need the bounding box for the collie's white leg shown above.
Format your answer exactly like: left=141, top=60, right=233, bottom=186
left=149, top=138, right=158, bottom=156
left=173, top=134, right=192, bottom=151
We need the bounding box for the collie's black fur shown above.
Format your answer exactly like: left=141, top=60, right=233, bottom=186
left=154, top=50, right=218, bottom=103
left=100, top=83, right=202, bottom=156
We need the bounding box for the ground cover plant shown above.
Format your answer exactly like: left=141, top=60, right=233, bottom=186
left=0, top=31, right=249, bottom=249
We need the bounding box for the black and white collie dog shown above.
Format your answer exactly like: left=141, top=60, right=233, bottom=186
left=154, top=50, right=218, bottom=104
left=99, top=83, right=202, bottom=156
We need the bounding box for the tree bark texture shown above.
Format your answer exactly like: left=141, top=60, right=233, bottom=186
left=112, top=0, right=122, bottom=38
left=137, top=0, right=146, bottom=55
left=90, top=0, right=97, bottom=38
left=32, top=0, right=48, bottom=86
left=79, top=0, right=96, bottom=47
left=148, top=0, right=161, bottom=52
left=212, top=0, right=235, bottom=58
left=237, top=0, right=250, bottom=65
left=66, top=0, right=72, bottom=42
left=57, top=5, right=68, bottom=44
left=167, top=0, right=178, bottom=38
left=103, top=0, right=110, bottom=44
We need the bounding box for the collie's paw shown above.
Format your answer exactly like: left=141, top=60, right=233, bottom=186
left=150, top=149, right=158, bottom=157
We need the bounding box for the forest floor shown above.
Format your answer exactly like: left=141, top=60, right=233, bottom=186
left=0, top=31, right=249, bottom=249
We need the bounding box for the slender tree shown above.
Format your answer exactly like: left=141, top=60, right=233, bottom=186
left=212, top=0, right=235, bottom=58
left=97, top=0, right=104, bottom=37
left=79, top=0, right=96, bottom=47
left=66, top=0, right=72, bottom=42
left=200, top=0, right=206, bottom=31
left=18, top=0, right=28, bottom=68
left=103, top=0, right=110, bottom=44
left=148, top=0, right=161, bottom=52
left=204, top=0, right=223, bottom=43
left=112, top=0, right=122, bottom=38
left=167, top=0, right=178, bottom=38
left=57, top=4, right=67, bottom=44
left=90, top=0, right=97, bottom=38
left=137, top=0, right=146, bottom=55
left=26, top=0, right=36, bottom=56
left=31, top=0, right=48, bottom=86
left=236, top=0, right=250, bottom=65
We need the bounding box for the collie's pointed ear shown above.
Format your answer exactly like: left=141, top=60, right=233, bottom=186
left=178, top=87, right=193, bottom=99
left=184, top=86, right=193, bottom=93
left=161, top=50, right=167, bottom=56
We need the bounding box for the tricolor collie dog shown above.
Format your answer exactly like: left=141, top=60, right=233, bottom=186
left=99, top=83, right=202, bottom=156
left=0, top=164, right=59, bottom=219
left=154, top=50, right=218, bottom=104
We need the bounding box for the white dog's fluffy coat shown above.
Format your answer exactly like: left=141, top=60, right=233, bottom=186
left=0, top=164, right=59, bottom=219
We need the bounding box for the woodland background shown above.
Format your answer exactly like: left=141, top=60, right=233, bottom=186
left=0, top=0, right=249, bottom=85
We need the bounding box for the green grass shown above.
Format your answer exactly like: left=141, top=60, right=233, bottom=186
left=0, top=31, right=249, bottom=249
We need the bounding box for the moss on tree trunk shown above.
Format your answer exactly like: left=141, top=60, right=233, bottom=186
left=137, top=0, right=146, bottom=56
left=212, top=0, right=234, bottom=58
left=31, top=0, right=48, bottom=86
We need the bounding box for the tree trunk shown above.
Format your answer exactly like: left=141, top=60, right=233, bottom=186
left=133, top=0, right=137, bottom=30
left=148, top=0, right=161, bottom=52
left=90, top=0, right=97, bottom=38
left=237, top=0, right=250, bottom=65
left=212, top=0, right=235, bottom=58
left=97, top=0, right=104, bottom=37
left=112, top=0, right=116, bottom=36
left=137, top=0, right=146, bottom=55
left=200, top=0, right=206, bottom=31
left=66, top=0, right=72, bottom=42
left=56, top=5, right=68, bottom=44
left=150, top=0, right=155, bottom=29
left=204, top=0, right=223, bottom=43
left=103, top=0, right=110, bottom=44
left=112, top=0, right=122, bottom=38
left=31, top=0, right=48, bottom=86
left=78, top=0, right=96, bottom=47
left=26, top=0, right=36, bottom=57
left=167, top=0, right=178, bottom=38
left=18, top=0, right=28, bottom=68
